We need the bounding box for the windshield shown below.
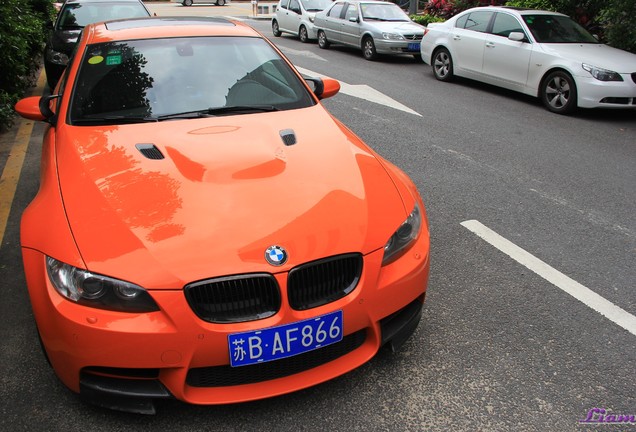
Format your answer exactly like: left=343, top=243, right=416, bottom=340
left=301, top=0, right=331, bottom=12
left=361, top=3, right=409, bottom=22
left=56, top=2, right=150, bottom=30
left=523, top=14, right=598, bottom=43
left=69, top=36, right=315, bottom=124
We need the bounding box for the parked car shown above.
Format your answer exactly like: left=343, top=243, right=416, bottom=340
left=314, top=0, right=425, bottom=60
left=44, top=0, right=151, bottom=90
left=420, top=6, right=636, bottom=114
left=172, top=0, right=231, bottom=6
left=14, top=16, right=430, bottom=413
left=272, top=0, right=332, bottom=43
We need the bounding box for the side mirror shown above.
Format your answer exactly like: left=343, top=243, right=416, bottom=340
left=304, top=76, right=340, bottom=100
left=348, top=16, right=358, bottom=23
left=508, top=32, right=526, bottom=42
left=14, top=95, right=60, bottom=123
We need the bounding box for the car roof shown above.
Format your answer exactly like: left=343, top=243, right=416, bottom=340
left=469, top=6, right=567, bottom=17
left=334, top=0, right=396, bottom=4
left=84, top=17, right=261, bottom=44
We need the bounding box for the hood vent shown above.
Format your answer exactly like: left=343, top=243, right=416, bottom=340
left=136, top=143, right=165, bottom=160
left=279, top=129, right=297, bottom=146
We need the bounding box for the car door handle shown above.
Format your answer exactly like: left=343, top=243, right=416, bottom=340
left=486, top=42, right=495, bottom=48
left=453, top=35, right=461, bottom=40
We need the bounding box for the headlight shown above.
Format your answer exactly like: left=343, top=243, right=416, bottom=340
left=46, top=257, right=160, bottom=312
left=45, top=48, right=69, bottom=66
left=382, top=32, right=405, bottom=41
left=582, top=63, right=623, bottom=82
left=382, top=204, right=422, bottom=266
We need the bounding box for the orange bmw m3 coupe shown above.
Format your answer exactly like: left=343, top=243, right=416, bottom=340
left=15, top=17, right=430, bottom=413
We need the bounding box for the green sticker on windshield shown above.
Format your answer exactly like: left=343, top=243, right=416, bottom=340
left=106, top=55, right=122, bottom=66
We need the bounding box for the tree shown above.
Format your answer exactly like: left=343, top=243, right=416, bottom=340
left=0, top=0, right=53, bottom=131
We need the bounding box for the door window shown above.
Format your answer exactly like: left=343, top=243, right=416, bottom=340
left=328, top=2, right=344, bottom=18
left=344, top=4, right=358, bottom=21
left=491, top=13, right=525, bottom=38
left=462, top=11, right=493, bottom=33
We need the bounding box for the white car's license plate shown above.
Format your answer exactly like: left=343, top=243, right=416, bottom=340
left=228, top=310, right=343, bottom=367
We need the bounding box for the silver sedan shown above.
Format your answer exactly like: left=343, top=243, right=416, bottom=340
left=314, top=0, right=425, bottom=60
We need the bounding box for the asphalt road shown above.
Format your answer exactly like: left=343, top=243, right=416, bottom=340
left=1, top=4, right=635, bottom=431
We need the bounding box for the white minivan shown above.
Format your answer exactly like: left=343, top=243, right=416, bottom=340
left=272, top=0, right=332, bottom=42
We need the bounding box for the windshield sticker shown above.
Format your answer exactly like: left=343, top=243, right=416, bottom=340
left=106, top=55, right=122, bottom=66
left=88, top=55, right=104, bottom=65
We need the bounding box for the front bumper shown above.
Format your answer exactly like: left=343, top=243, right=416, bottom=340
left=374, top=39, right=422, bottom=56
left=24, top=237, right=429, bottom=412
left=575, top=73, right=636, bottom=109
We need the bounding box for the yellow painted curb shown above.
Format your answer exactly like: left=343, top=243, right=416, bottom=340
left=0, top=70, right=46, bottom=247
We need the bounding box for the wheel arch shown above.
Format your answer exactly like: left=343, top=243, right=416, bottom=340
left=360, top=32, right=375, bottom=46
left=537, top=66, right=577, bottom=98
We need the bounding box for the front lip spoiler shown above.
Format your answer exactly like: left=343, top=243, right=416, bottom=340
left=79, top=373, right=173, bottom=415
left=379, top=295, right=425, bottom=352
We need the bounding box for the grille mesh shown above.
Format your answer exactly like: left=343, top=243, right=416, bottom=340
left=185, top=274, right=281, bottom=323
left=288, top=253, right=363, bottom=310
left=186, top=329, right=367, bottom=387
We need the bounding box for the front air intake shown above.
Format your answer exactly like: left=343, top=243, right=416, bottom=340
left=135, top=143, right=165, bottom=160
left=279, top=129, right=297, bottom=146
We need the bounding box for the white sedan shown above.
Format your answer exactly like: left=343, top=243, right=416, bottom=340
left=420, top=6, right=636, bottom=114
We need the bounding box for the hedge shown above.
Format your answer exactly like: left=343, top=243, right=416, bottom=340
left=0, top=0, right=54, bottom=131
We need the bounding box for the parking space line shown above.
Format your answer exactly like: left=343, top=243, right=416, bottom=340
left=461, top=219, right=636, bottom=337
left=0, top=71, right=45, bottom=247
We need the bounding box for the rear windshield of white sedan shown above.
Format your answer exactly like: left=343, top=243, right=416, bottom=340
left=523, top=14, right=598, bottom=43
left=69, top=36, right=315, bottom=124
left=56, top=2, right=150, bottom=30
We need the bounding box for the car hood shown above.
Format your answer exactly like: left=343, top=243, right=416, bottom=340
left=55, top=106, right=408, bottom=288
left=48, top=28, right=82, bottom=53
left=539, top=43, right=636, bottom=73
left=364, top=21, right=424, bottom=34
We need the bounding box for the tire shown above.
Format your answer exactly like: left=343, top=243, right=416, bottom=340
left=272, top=20, right=282, bottom=37
left=541, top=70, right=577, bottom=114
left=216, top=0, right=226, bottom=5
left=362, top=37, right=377, bottom=60
left=432, top=48, right=453, bottom=82
left=318, top=30, right=330, bottom=49
left=299, top=25, right=309, bottom=43
left=183, top=0, right=192, bottom=6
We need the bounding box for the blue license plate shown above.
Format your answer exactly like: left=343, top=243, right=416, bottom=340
left=407, top=42, right=420, bottom=51
left=228, top=310, right=343, bottom=367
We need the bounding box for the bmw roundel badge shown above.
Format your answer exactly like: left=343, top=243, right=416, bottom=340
left=265, top=245, right=288, bottom=266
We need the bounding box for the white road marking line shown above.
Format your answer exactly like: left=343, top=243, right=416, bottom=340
left=278, top=46, right=328, bottom=61
left=295, top=66, right=422, bottom=116
left=461, top=219, right=636, bottom=337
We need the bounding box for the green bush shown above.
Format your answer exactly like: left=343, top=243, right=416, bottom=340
left=411, top=13, right=447, bottom=26
left=0, top=0, right=54, bottom=131
left=598, top=0, right=636, bottom=53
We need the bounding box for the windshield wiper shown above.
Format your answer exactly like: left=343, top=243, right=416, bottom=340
left=73, top=115, right=158, bottom=125
left=156, top=105, right=279, bottom=121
